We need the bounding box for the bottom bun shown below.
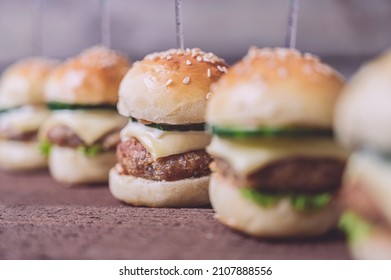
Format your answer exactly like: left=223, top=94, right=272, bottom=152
left=49, top=146, right=116, bottom=185
left=209, top=173, right=341, bottom=238
left=109, top=168, right=210, bottom=207
left=350, top=227, right=391, bottom=260
left=0, top=140, right=47, bottom=171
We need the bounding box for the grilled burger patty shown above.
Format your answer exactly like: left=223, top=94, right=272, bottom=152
left=46, top=124, right=120, bottom=150
left=0, top=128, right=38, bottom=141
left=116, top=137, right=212, bottom=181
left=214, top=157, right=345, bottom=194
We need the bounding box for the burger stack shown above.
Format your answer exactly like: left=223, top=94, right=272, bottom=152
left=206, top=47, right=349, bottom=238
left=336, top=50, right=391, bottom=259
left=109, top=48, right=228, bottom=207
left=0, top=58, right=57, bottom=171
left=39, top=46, right=130, bottom=185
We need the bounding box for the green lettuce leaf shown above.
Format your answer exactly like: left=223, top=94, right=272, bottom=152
left=240, top=188, right=281, bottom=207
left=76, top=145, right=104, bottom=157
left=290, top=193, right=332, bottom=212
left=339, top=211, right=373, bottom=244
left=131, top=117, right=205, bottom=132
left=39, top=140, right=52, bottom=156
left=47, top=102, right=117, bottom=111
left=240, top=188, right=333, bottom=212
left=209, top=125, right=333, bottom=139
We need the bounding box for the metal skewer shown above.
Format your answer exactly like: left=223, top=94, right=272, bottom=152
left=100, top=0, right=111, bottom=47
left=175, top=0, right=184, bottom=49
left=32, top=0, right=44, bottom=56
left=284, top=0, right=300, bottom=49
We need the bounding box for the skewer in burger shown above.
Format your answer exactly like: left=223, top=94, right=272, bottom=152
left=0, top=58, right=57, bottom=171
left=109, top=48, right=228, bottom=207
left=336, top=50, right=391, bottom=259
left=39, top=46, right=130, bottom=185
left=206, top=47, right=348, bottom=237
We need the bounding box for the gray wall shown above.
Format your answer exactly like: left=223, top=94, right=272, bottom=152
left=0, top=0, right=390, bottom=69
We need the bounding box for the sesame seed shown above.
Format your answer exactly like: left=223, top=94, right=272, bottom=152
left=166, top=55, right=172, bottom=60
left=303, top=64, right=312, bottom=75
left=267, top=59, right=276, bottom=68
left=165, top=79, right=173, bottom=86
left=207, top=68, right=211, bottom=77
left=186, top=60, right=192, bottom=65
left=304, top=53, right=319, bottom=61
left=196, top=56, right=202, bottom=62
left=183, top=76, right=191, bottom=84
left=290, top=49, right=301, bottom=57
left=277, top=67, right=288, bottom=78
left=276, top=48, right=288, bottom=60
left=206, top=92, right=212, bottom=100
left=217, top=65, right=227, bottom=73
left=315, top=64, right=332, bottom=76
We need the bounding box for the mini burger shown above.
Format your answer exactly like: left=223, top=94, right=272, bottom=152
left=0, top=58, right=57, bottom=171
left=206, top=47, right=349, bottom=238
left=40, top=46, right=130, bottom=185
left=109, top=48, right=228, bottom=207
left=336, top=50, right=391, bottom=259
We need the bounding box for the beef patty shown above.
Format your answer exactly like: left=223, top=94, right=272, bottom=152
left=0, top=128, right=37, bottom=141
left=46, top=125, right=120, bottom=151
left=117, top=137, right=212, bottom=181
left=215, top=157, right=345, bottom=193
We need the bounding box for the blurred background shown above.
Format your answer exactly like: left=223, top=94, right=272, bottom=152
left=0, top=0, right=390, bottom=77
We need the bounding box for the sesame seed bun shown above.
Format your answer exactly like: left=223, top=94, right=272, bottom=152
left=335, top=49, right=391, bottom=153
left=45, top=46, right=130, bottom=105
left=209, top=173, right=341, bottom=238
left=207, top=47, right=345, bottom=129
left=109, top=168, right=210, bottom=207
left=117, top=48, right=228, bottom=125
left=0, top=58, right=58, bottom=109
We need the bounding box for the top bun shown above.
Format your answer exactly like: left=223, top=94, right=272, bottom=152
left=117, top=48, right=228, bottom=124
left=207, top=47, right=345, bottom=129
left=45, top=46, right=130, bottom=105
left=0, top=57, right=58, bottom=109
left=335, top=50, right=391, bottom=153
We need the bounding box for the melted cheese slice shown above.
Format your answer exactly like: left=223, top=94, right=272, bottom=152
left=120, top=121, right=211, bottom=159
left=207, top=136, right=349, bottom=176
left=0, top=105, right=50, bottom=133
left=40, top=110, right=128, bottom=145
left=344, top=152, right=391, bottom=224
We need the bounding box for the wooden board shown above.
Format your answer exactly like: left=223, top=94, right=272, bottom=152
left=0, top=170, right=350, bottom=260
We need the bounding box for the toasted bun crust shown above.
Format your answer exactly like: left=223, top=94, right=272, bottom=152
left=45, top=46, right=130, bottom=105
left=207, top=47, right=344, bottom=128
left=48, top=146, right=116, bottom=185
left=109, top=168, right=210, bottom=207
left=0, top=140, right=47, bottom=171
left=335, top=50, right=391, bottom=153
left=209, top=173, right=341, bottom=238
left=117, top=48, right=228, bottom=124
left=0, top=58, right=58, bottom=109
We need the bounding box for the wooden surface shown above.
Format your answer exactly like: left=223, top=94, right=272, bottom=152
left=0, top=170, right=351, bottom=260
